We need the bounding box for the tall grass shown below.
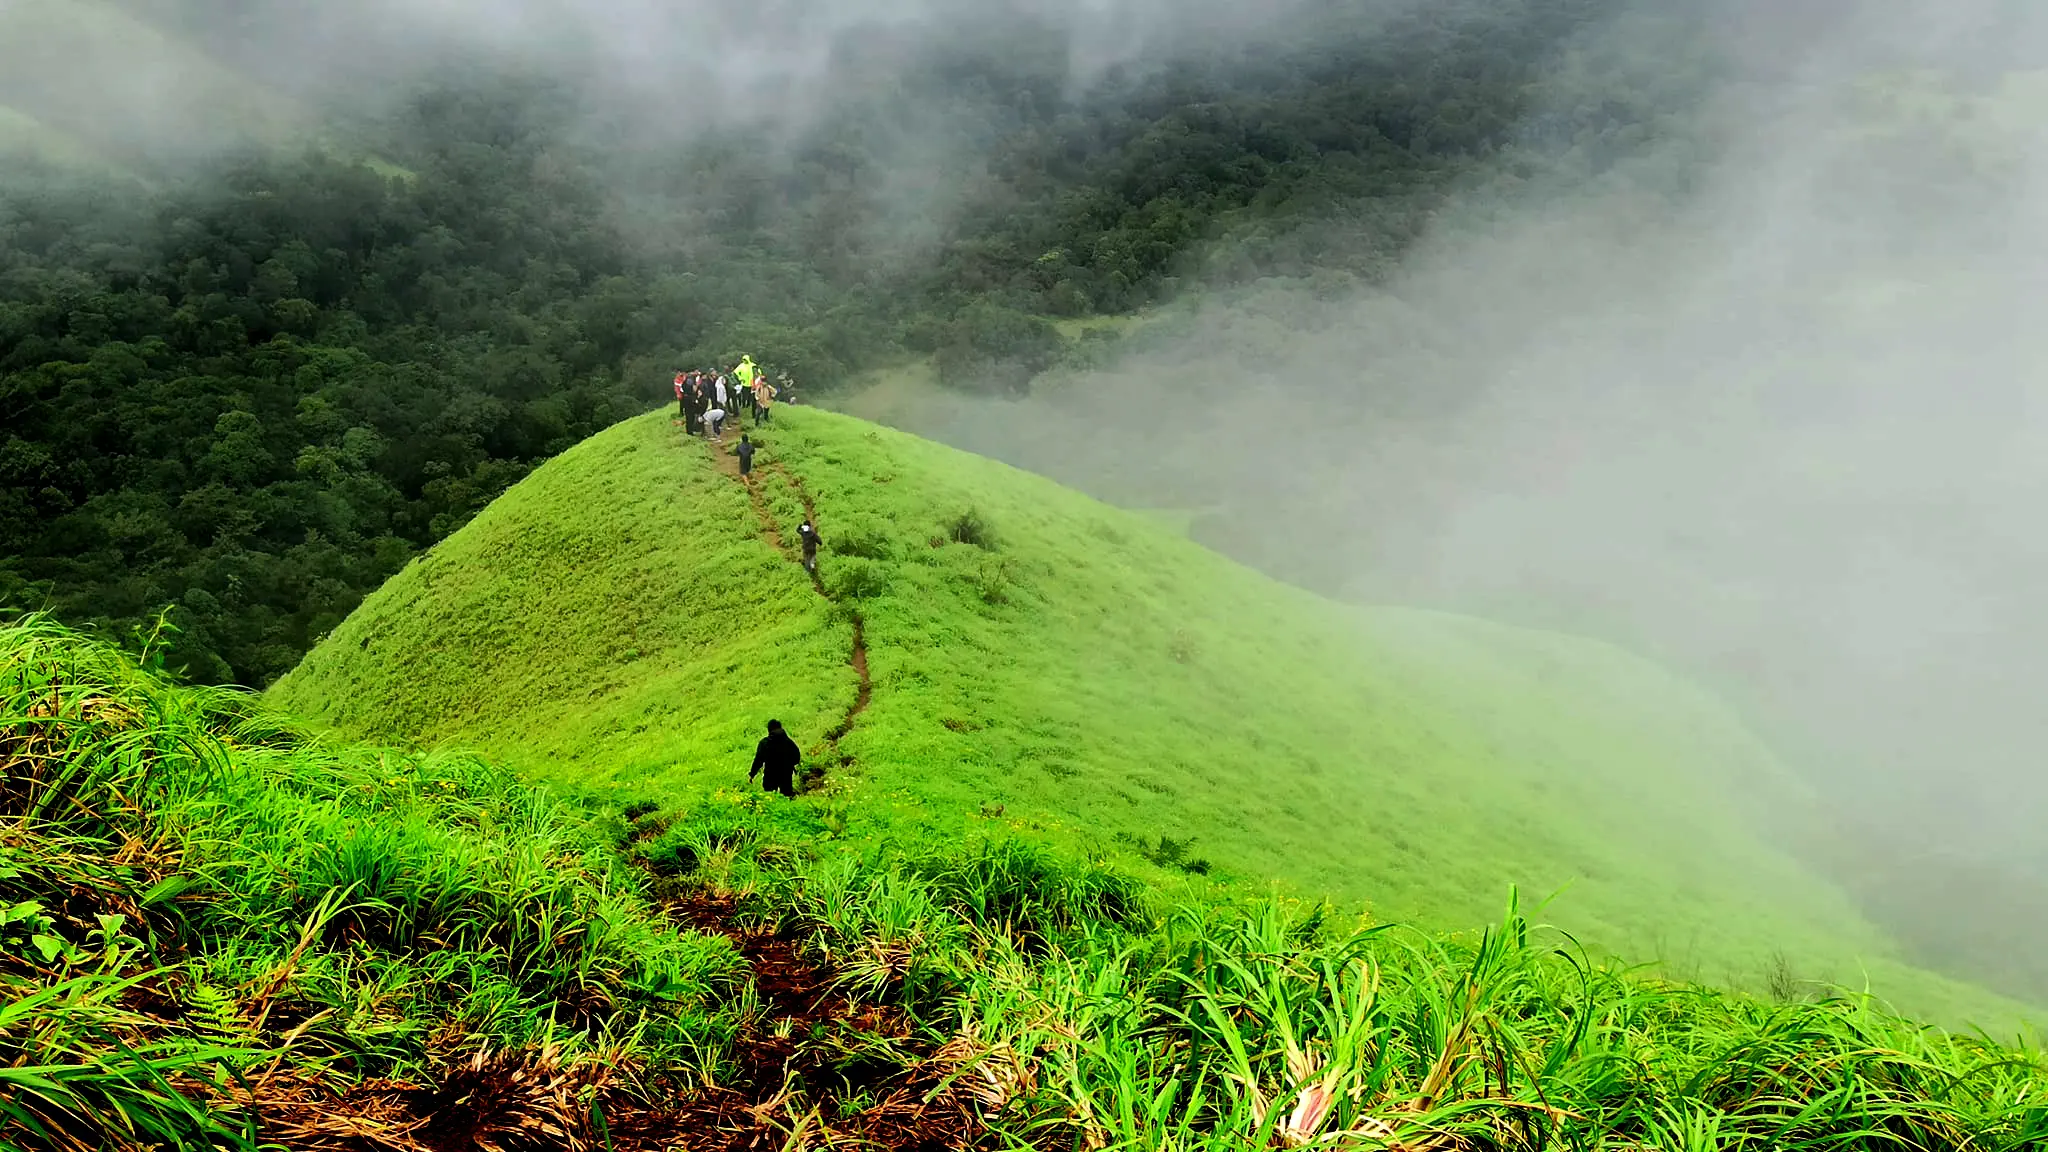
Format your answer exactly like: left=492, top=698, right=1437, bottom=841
left=0, top=615, right=743, bottom=1148
left=12, top=614, right=2048, bottom=1149
left=649, top=801, right=2048, bottom=1151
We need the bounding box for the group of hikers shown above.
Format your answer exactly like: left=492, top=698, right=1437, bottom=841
left=678, top=356, right=822, bottom=798
left=675, top=354, right=788, bottom=442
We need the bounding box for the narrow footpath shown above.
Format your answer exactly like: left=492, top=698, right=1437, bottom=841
left=625, top=893, right=984, bottom=1152
left=642, top=426, right=990, bottom=1152
left=698, top=426, right=871, bottom=788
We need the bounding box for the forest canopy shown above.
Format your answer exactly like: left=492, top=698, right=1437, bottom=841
left=0, top=0, right=1648, bottom=684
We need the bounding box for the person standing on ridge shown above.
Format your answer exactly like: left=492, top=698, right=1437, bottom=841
left=714, top=373, right=729, bottom=412
left=684, top=374, right=706, bottom=435
left=749, top=719, right=801, bottom=797
left=734, top=354, right=759, bottom=395
left=736, top=434, right=755, bottom=477
left=674, top=373, right=687, bottom=420
left=798, top=520, right=820, bottom=574
left=752, top=374, right=777, bottom=425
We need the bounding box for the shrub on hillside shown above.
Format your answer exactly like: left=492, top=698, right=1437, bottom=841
left=974, top=556, right=1013, bottom=605
left=829, top=519, right=895, bottom=561
left=947, top=508, right=997, bottom=549
left=1122, top=831, right=1213, bottom=875
left=830, top=559, right=890, bottom=600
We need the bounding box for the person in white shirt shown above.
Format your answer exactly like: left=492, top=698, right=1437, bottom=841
left=703, top=407, right=726, bottom=441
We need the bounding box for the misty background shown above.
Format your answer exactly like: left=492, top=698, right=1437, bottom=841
left=5, top=0, right=2047, bottom=999
left=895, top=0, right=2048, bottom=998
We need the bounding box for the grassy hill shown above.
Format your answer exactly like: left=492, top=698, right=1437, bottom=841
left=0, top=106, right=106, bottom=169
left=274, top=407, right=2023, bottom=1025
left=15, top=614, right=2048, bottom=1150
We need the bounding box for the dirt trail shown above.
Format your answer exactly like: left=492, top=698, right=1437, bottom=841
left=826, top=618, right=871, bottom=743
left=692, top=427, right=873, bottom=787
left=240, top=892, right=989, bottom=1151
left=219, top=423, right=953, bottom=1152
left=761, top=457, right=873, bottom=741
left=695, top=423, right=790, bottom=556
left=619, top=894, right=989, bottom=1151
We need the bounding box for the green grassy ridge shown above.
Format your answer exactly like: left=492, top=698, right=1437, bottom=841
left=274, top=407, right=2021, bottom=1025
left=714, top=820, right=2048, bottom=1151
left=14, top=619, right=2048, bottom=1150
left=274, top=411, right=854, bottom=786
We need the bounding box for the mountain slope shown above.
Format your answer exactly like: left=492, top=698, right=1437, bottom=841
left=0, top=0, right=300, bottom=165
left=273, top=407, right=2005, bottom=1020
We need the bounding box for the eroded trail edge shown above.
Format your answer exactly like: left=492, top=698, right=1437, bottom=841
left=616, top=893, right=984, bottom=1152
left=701, top=433, right=872, bottom=788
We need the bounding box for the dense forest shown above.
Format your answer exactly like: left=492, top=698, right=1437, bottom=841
left=0, top=0, right=1650, bottom=684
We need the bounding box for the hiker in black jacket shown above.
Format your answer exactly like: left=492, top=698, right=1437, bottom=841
left=798, top=521, right=820, bottom=574
left=750, top=719, right=802, bottom=797
left=684, top=375, right=706, bottom=435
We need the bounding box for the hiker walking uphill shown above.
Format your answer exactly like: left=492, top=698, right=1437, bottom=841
left=750, top=719, right=802, bottom=797
left=735, top=434, right=755, bottom=477
left=798, top=520, right=820, bottom=574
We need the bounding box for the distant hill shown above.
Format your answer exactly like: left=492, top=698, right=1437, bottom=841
left=0, top=105, right=104, bottom=168
left=0, top=0, right=301, bottom=166
left=271, top=407, right=2023, bottom=1025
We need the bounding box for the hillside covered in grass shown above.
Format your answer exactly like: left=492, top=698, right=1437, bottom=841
left=0, top=616, right=741, bottom=1149
left=10, top=616, right=2048, bottom=1151
left=271, top=407, right=2014, bottom=1024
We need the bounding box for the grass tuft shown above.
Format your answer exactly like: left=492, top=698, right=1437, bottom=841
left=830, top=559, right=891, bottom=600
left=946, top=508, right=998, bottom=549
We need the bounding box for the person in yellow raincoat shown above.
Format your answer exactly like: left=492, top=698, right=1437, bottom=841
left=733, top=355, right=758, bottom=393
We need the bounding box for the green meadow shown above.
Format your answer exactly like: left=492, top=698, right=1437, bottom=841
left=272, top=407, right=2018, bottom=1025
left=9, top=408, right=2047, bottom=1148
left=9, top=605, right=2046, bottom=1150
left=8, top=12, right=2045, bottom=1140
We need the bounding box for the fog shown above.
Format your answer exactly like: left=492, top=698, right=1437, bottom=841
left=8, top=0, right=2048, bottom=990
left=0, top=0, right=1379, bottom=158
left=876, top=1, right=2048, bottom=987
